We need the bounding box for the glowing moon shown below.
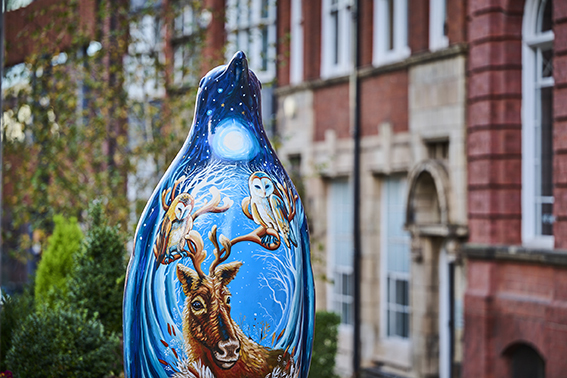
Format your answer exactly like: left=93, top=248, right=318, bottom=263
left=223, top=131, right=244, bottom=151
left=211, top=118, right=259, bottom=160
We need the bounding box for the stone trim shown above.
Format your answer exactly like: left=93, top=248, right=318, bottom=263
left=462, top=243, right=567, bottom=266
left=361, top=367, right=407, bottom=378
left=406, top=159, right=451, bottom=225
left=275, top=43, right=468, bottom=96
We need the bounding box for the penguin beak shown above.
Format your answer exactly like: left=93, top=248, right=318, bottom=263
left=226, top=51, right=249, bottom=87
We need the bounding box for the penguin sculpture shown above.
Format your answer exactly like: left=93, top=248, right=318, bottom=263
left=123, top=52, right=315, bottom=378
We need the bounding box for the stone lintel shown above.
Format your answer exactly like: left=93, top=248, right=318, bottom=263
left=463, top=243, right=567, bottom=267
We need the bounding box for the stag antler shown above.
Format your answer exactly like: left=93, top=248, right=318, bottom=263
left=192, top=187, right=233, bottom=220
left=184, top=230, right=207, bottom=278
left=208, top=225, right=233, bottom=274
left=161, top=175, right=187, bottom=211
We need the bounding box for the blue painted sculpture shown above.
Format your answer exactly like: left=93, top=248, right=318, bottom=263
left=123, top=52, right=315, bottom=378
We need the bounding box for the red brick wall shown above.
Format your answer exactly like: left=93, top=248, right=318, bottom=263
left=5, top=0, right=97, bottom=66
left=277, top=0, right=291, bottom=87
left=203, top=0, right=227, bottom=68
left=360, top=70, right=409, bottom=136
left=313, top=83, right=350, bottom=142
left=303, top=0, right=322, bottom=81
left=463, top=259, right=567, bottom=378
left=359, top=0, right=374, bottom=67
left=447, top=0, right=467, bottom=44
left=554, top=1, right=567, bottom=248
left=313, top=69, right=408, bottom=142
left=409, top=0, right=429, bottom=54
left=466, top=0, right=525, bottom=244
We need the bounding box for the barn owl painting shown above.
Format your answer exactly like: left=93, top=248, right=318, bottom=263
left=248, top=171, right=297, bottom=249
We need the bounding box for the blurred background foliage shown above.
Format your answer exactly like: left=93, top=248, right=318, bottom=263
left=1, top=203, right=125, bottom=376
left=33, top=214, right=83, bottom=308
left=2, top=0, right=207, bottom=264
left=309, top=311, right=341, bottom=378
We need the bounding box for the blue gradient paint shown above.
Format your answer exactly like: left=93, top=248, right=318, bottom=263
left=123, top=52, right=314, bottom=378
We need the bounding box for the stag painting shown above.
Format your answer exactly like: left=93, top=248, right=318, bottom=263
left=175, top=227, right=290, bottom=378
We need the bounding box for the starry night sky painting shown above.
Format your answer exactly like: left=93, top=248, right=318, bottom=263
left=123, top=52, right=315, bottom=378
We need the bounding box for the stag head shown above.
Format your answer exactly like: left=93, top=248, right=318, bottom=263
left=177, top=258, right=243, bottom=369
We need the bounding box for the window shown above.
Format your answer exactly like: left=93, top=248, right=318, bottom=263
left=522, top=0, right=554, bottom=248
left=226, top=0, right=277, bottom=83
left=373, top=0, right=410, bottom=65
left=505, top=344, right=545, bottom=378
left=171, top=2, right=206, bottom=88
left=381, top=177, right=410, bottom=338
left=328, top=179, right=354, bottom=325
left=426, top=139, right=449, bottom=161
left=321, top=0, right=352, bottom=78
left=290, top=0, right=303, bottom=84
left=429, top=0, right=448, bottom=50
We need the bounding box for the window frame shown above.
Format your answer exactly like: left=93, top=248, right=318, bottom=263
left=290, top=0, right=304, bottom=84
left=380, top=176, right=411, bottom=341
left=321, top=0, right=352, bottom=79
left=372, top=0, right=410, bottom=66
left=522, top=0, right=555, bottom=248
left=170, top=2, right=207, bottom=88
left=429, top=0, right=448, bottom=51
left=326, top=178, right=355, bottom=328
left=225, top=0, right=277, bottom=83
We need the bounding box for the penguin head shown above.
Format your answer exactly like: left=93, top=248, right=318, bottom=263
left=194, top=51, right=263, bottom=130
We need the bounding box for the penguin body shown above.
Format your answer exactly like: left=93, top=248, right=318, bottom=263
left=123, top=52, right=315, bottom=378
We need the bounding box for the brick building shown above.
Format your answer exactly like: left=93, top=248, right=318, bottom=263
left=275, top=0, right=468, bottom=377
left=4, top=0, right=567, bottom=377
left=274, top=0, right=567, bottom=378
left=462, top=0, right=567, bottom=378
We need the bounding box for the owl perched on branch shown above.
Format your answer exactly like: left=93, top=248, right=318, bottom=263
left=247, top=172, right=297, bottom=248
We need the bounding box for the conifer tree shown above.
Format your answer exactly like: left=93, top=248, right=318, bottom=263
left=67, top=201, right=127, bottom=335
left=34, top=215, right=83, bottom=308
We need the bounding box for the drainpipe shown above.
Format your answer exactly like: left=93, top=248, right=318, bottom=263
left=448, top=260, right=455, bottom=378
left=350, top=0, right=361, bottom=376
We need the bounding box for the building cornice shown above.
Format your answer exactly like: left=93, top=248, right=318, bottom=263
left=463, top=243, right=567, bottom=267
left=275, top=43, right=468, bottom=96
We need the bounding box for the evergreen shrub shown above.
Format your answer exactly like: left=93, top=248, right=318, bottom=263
left=6, top=308, right=120, bottom=378
left=0, top=288, right=34, bottom=371
left=66, top=202, right=126, bottom=335
left=34, top=215, right=83, bottom=308
left=309, top=311, right=341, bottom=378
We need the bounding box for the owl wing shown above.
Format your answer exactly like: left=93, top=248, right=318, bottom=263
left=269, top=193, right=297, bottom=248
left=154, top=215, right=173, bottom=266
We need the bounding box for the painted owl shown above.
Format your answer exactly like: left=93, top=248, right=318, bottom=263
left=154, top=191, right=195, bottom=265
left=248, top=171, right=297, bottom=248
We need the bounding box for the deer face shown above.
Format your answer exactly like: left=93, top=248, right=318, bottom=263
left=177, top=261, right=243, bottom=369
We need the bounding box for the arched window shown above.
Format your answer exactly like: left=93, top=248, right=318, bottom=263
left=505, top=343, right=545, bottom=378
left=522, top=0, right=554, bottom=248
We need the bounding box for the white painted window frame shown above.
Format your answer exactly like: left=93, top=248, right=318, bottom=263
left=226, top=0, right=277, bottom=83
left=522, top=0, right=554, bottom=248
left=380, top=177, right=411, bottom=341
left=326, top=178, right=355, bottom=328
left=429, top=0, right=448, bottom=51
left=373, top=0, right=410, bottom=66
left=321, top=0, right=353, bottom=79
left=290, top=0, right=304, bottom=84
